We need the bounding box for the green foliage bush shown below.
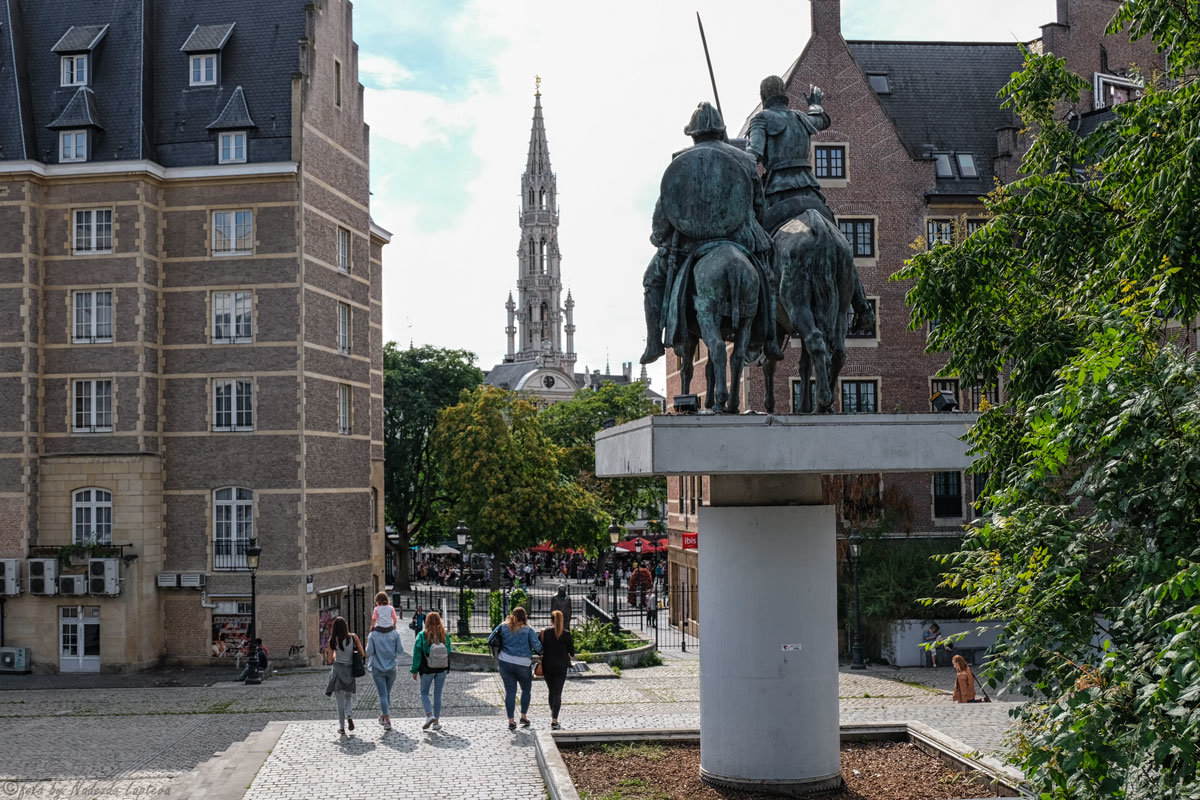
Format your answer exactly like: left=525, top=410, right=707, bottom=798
left=509, top=587, right=531, bottom=617
left=488, top=590, right=503, bottom=629
left=635, top=650, right=664, bottom=668
left=572, top=617, right=634, bottom=653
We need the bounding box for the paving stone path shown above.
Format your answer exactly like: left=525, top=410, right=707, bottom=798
left=0, top=660, right=1022, bottom=799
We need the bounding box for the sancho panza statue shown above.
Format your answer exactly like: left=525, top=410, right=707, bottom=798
left=640, top=103, right=780, bottom=366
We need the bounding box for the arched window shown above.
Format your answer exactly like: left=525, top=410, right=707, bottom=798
left=214, top=487, right=254, bottom=570
left=539, top=189, right=546, bottom=209
left=540, top=239, right=547, bottom=273
left=371, top=488, right=379, bottom=532
left=73, top=488, right=112, bottom=545
left=528, top=188, right=534, bottom=208
left=528, top=239, right=536, bottom=273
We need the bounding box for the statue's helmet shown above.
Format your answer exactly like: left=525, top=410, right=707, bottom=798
left=760, top=75, right=787, bottom=103
left=557, top=584, right=567, bottom=596
left=683, top=102, right=726, bottom=139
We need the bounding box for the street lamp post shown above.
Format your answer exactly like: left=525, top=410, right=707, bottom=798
left=634, top=538, right=644, bottom=623
left=244, top=537, right=263, bottom=685
left=455, top=521, right=471, bottom=638
left=848, top=531, right=865, bottom=670
left=608, top=520, right=621, bottom=633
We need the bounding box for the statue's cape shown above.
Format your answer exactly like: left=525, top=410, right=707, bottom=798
left=660, top=146, right=754, bottom=241
left=757, top=106, right=791, bottom=135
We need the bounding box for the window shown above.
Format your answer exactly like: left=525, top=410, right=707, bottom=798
left=972, top=471, right=989, bottom=508
left=73, top=209, right=113, bottom=254
left=214, top=488, right=253, bottom=570
left=338, top=384, right=352, bottom=434
left=212, top=210, right=253, bottom=255
left=956, top=153, right=978, bottom=178
left=926, top=219, right=953, bottom=248
left=841, top=380, right=878, bottom=413
left=933, top=472, right=963, bottom=518
left=218, top=131, right=246, bottom=164
left=337, top=303, right=350, bottom=354
left=73, top=290, right=113, bottom=342
left=867, top=73, right=890, bottom=94
left=61, top=55, right=88, bottom=86
left=931, top=378, right=960, bottom=411
left=969, top=383, right=999, bottom=411
left=371, top=488, right=379, bottom=532
left=966, top=219, right=987, bottom=235
left=334, top=60, right=342, bottom=107
left=837, top=218, right=875, bottom=258
left=190, top=54, right=216, bottom=86
left=60, top=130, right=87, bottom=163
left=814, top=145, right=846, bottom=179
left=847, top=298, right=877, bottom=340
left=213, top=379, right=254, bottom=431
left=212, top=291, right=252, bottom=343
left=337, top=227, right=351, bottom=272
left=933, top=153, right=954, bottom=178
left=1094, top=72, right=1142, bottom=110
left=73, top=379, right=113, bottom=432
left=791, top=378, right=816, bottom=414
left=73, top=488, right=113, bottom=545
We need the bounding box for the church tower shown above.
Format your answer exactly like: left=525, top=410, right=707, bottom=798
left=486, top=82, right=580, bottom=402
left=506, top=84, right=574, bottom=368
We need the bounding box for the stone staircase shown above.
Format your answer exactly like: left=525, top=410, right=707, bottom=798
left=170, top=722, right=288, bottom=800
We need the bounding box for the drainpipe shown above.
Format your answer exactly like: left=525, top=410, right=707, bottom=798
left=0, top=597, right=5, bottom=647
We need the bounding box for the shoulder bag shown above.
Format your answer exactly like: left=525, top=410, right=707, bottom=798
left=350, top=638, right=365, bottom=678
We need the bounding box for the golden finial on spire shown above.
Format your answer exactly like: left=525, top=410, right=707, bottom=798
left=535, top=75, right=542, bottom=96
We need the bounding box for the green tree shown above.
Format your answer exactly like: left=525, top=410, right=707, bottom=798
left=433, top=386, right=607, bottom=587
left=539, top=381, right=666, bottom=527
left=383, top=343, right=483, bottom=589
left=895, top=4, right=1200, bottom=796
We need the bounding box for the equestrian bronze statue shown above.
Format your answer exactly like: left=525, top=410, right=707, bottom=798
left=747, top=75, right=875, bottom=413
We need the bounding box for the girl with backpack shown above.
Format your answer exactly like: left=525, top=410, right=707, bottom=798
left=539, top=610, right=575, bottom=730
left=411, top=610, right=453, bottom=730
left=489, top=607, right=542, bottom=730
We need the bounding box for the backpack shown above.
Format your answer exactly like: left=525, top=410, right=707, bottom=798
left=427, top=640, right=449, bottom=670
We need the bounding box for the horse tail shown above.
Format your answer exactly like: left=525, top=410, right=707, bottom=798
left=806, top=212, right=839, bottom=326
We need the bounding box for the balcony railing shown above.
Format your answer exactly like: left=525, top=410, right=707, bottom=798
left=214, top=540, right=249, bottom=571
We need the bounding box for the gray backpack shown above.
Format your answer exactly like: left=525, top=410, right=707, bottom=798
left=427, top=639, right=449, bottom=670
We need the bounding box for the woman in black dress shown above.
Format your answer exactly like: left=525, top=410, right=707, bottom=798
left=539, top=609, right=575, bottom=730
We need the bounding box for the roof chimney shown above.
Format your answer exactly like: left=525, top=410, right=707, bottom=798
left=811, top=0, right=842, bottom=38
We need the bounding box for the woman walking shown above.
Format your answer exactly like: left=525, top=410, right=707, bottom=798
left=411, top=610, right=453, bottom=730
left=540, top=609, right=575, bottom=730
left=324, top=616, right=365, bottom=736
left=366, top=623, right=404, bottom=730
left=490, top=607, right=541, bottom=730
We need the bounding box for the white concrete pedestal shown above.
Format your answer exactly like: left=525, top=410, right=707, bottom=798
left=698, top=503, right=841, bottom=794
left=593, top=415, right=976, bottom=796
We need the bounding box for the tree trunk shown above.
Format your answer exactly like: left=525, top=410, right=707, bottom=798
left=387, top=534, right=411, bottom=591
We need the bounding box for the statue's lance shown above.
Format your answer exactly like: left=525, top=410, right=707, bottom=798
left=695, top=12, right=723, bottom=122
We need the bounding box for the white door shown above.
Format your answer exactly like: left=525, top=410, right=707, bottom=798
left=59, top=606, right=101, bottom=673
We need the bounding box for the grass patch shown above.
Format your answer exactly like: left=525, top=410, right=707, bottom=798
left=453, top=637, right=492, bottom=655
left=632, top=650, right=664, bottom=668
left=580, top=741, right=668, bottom=761
left=206, top=699, right=236, bottom=714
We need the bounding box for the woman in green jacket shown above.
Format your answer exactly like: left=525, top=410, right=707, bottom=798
left=411, top=611, right=453, bottom=730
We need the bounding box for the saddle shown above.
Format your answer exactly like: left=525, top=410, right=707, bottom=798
left=763, top=192, right=835, bottom=237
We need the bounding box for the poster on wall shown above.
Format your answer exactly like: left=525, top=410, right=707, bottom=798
left=318, top=605, right=340, bottom=656
left=212, top=614, right=250, bottom=658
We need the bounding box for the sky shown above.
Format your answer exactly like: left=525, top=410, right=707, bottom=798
left=355, top=0, right=1055, bottom=391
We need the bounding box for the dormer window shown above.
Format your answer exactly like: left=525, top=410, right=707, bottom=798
left=60, top=130, right=88, bottom=163
left=866, top=73, right=890, bottom=94
left=61, top=55, right=88, bottom=87
left=219, top=131, right=246, bottom=164
left=190, top=54, right=217, bottom=86
left=956, top=153, right=978, bottom=178
left=933, top=152, right=954, bottom=178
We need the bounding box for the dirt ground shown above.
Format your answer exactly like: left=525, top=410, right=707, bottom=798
left=560, top=740, right=1001, bottom=800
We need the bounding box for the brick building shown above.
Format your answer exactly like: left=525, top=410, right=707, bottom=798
left=0, top=0, right=387, bottom=673
left=663, top=0, right=1163, bottom=634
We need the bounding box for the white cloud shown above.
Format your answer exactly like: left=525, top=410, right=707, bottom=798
left=357, top=54, right=416, bottom=89
left=360, top=0, right=1055, bottom=391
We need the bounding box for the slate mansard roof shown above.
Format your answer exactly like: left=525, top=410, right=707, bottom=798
left=845, top=41, right=1026, bottom=196
left=0, top=0, right=306, bottom=166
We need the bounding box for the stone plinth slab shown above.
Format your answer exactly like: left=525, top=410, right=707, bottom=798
left=594, top=413, right=978, bottom=477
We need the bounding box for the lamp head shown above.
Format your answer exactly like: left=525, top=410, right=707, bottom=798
left=635, top=539, right=643, bottom=554
left=244, top=537, right=262, bottom=570
left=455, top=520, right=468, bottom=547
left=608, top=520, right=621, bottom=546
left=848, top=531, right=863, bottom=560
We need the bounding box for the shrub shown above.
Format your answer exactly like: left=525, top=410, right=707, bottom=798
left=488, top=590, right=503, bottom=629
left=509, top=586, right=531, bottom=617
left=635, top=650, right=664, bottom=668
left=572, top=617, right=632, bottom=653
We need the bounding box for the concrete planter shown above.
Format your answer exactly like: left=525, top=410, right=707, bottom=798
left=449, top=631, right=656, bottom=671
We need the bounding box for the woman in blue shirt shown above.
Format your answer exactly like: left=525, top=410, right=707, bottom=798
left=491, top=607, right=542, bottom=730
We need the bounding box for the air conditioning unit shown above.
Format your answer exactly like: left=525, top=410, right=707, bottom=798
left=28, top=559, right=58, bottom=595
left=0, top=647, right=31, bottom=674
left=179, top=573, right=206, bottom=589
left=0, top=559, right=20, bottom=596
left=59, top=575, right=88, bottom=596
left=156, top=573, right=180, bottom=588
left=89, top=558, right=120, bottom=596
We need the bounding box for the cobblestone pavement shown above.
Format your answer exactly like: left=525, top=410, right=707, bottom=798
left=0, top=659, right=1022, bottom=798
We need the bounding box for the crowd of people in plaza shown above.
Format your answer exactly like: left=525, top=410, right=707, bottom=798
left=413, top=550, right=669, bottom=591
left=323, top=590, right=581, bottom=735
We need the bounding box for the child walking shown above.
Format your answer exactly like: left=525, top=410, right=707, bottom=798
left=371, top=590, right=398, bottom=633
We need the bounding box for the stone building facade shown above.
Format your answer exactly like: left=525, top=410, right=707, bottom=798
left=663, top=0, right=1164, bottom=632
left=0, top=0, right=387, bottom=673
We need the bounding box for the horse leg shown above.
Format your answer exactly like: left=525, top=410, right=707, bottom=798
left=763, top=350, right=776, bottom=414
left=704, top=358, right=715, bottom=410
left=697, top=316, right=729, bottom=412
left=680, top=338, right=697, bottom=396
left=726, top=322, right=753, bottom=414
left=798, top=347, right=812, bottom=413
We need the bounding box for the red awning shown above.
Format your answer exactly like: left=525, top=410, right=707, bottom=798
left=616, top=537, right=658, bottom=553
left=529, top=542, right=555, bottom=553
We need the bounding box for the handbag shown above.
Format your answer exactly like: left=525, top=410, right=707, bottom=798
left=534, top=660, right=544, bottom=677
left=486, top=625, right=504, bottom=659
left=351, top=648, right=365, bottom=678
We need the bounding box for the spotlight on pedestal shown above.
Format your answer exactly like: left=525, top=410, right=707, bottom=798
left=931, top=390, right=959, bottom=413
left=673, top=394, right=700, bottom=414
